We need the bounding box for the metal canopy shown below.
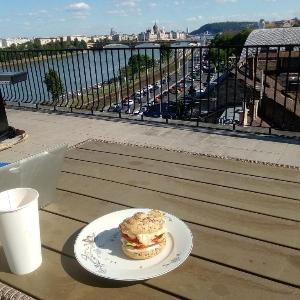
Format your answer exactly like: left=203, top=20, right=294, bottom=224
left=0, top=72, right=28, bottom=135
left=0, top=72, right=27, bottom=85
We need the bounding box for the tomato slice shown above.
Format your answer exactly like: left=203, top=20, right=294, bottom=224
left=122, top=233, right=139, bottom=243
left=133, top=244, right=147, bottom=249
left=152, top=234, right=164, bottom=243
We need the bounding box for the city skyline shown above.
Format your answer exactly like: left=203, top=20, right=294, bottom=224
left=0, top=0, right=299, bottom=37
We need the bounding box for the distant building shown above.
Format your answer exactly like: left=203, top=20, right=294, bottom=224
left=91, top=35, right=108, bottom=41
left=258, top=19, right=266, bottom=29
left=174, top=31, right=187, bottom=40
left=5, top=37, right=31, bottom=47
left=145, top=28, right=157, bottom=42
left=127, top=34, right=137, bottom=41
left=35, top=38, right=57, bottom=45
left=198, top=31, right=215, bottom=45
left=239, top=27, right=300, bottom=130
left=264, top=17, right=298, bottom=29
left=143, top=23, right=186, bottom=41
left=0, top=39, right=7, bottom=48
left=110, top=28, right=117, bottom=36
left=59, top=36, right=68, bottom=42
left=138, top=32, right=146, bottom=42
left=67, top=35, right=90, bottom=43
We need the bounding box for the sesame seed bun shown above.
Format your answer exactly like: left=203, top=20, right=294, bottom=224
left=122, top=237, right=166, bottom=260
left=119, top=210, right=165, bottom=235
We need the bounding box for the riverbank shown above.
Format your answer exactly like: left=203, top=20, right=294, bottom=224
left=56, top=50, right=191, bottom=110
left=0, top=51, right=77, bottom=68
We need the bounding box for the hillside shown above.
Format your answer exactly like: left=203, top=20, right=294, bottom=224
left=190, top=22, right=258, bottom=35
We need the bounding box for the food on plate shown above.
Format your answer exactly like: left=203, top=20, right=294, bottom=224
left=119, top=210, right=167, bottom=260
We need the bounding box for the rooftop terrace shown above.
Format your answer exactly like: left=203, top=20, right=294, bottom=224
left=0, top=40, right=300, bottom=299
left=0, top=109, right=300, bottom=299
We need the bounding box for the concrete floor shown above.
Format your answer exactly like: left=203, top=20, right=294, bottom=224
left=1, top=108, right=300, bottom=168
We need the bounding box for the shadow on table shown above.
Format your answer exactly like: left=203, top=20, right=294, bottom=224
left=0, top=247, right=12, bottom=273
left=60, top=228, right=145, bottom=288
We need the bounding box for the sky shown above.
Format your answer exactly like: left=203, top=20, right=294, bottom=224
left=0, top=0, right=299, bottom=38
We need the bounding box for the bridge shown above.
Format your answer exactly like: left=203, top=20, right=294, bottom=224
left=88, top=39, right=199, bottom=49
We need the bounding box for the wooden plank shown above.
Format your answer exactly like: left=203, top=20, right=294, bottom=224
left=66, top=148, right=300, bottom=200
left=56, top=172, right=300, bottom=249
left=79, top=140, right=300, bottom=183
left=0, top=249, right=173, bottom=300
left=61, top=158, right=300, bottom=222
left=38, top=210, right=300, bottom=299
left=45, top=190, right=300, bottom=287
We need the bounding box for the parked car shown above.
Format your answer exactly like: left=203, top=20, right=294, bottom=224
left=133, top=108, right=142, bottom=115
left=134, top=92, right=143, bottom=100
left=133, top=105, right=148, bottom=115
left=140, top=106, right=148, bottom=113
left=135, top=89, right=145, bottom=95
left=179, top=83, right=188, bottom=88
left=123, top=99, right=134, bottom=106
left=113, top=106, right=122, bottom=112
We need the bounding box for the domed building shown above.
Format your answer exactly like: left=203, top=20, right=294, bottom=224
left=153, top=22, right=159, bottom=35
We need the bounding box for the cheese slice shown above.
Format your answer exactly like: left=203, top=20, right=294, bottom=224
left=136, top=228, right=166, bottom=246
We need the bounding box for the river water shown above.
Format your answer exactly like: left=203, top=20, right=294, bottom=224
left=0, top=42, right=191, bottom=103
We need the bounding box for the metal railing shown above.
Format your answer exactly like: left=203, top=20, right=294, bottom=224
left=0, top=44, right=299, bottom=132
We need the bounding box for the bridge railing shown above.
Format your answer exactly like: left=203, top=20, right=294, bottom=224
left=0, top=45, right=299, bottom=132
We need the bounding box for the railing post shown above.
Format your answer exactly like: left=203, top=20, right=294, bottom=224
left=253, top=99, right=260, bottom=120
left=242, top=107, right=248, bottom=127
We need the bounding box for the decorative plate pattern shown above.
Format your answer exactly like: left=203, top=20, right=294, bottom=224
left=74, top=208, right=193, bottom=281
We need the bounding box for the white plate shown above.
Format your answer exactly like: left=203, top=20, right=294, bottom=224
left=74, top=208, right=193, bottom=281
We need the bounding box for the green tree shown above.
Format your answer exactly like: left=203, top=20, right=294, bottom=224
left=128, top=54, right=154, bottom=77
left=43, top=69, right=64, bottom=101
left=160, top=42, right=173, bottom=63
left=209, top=29, right=252, bottom=65
left=78, top=40, right=87, bottom=49
left=293, top=21, right=300, bottom=27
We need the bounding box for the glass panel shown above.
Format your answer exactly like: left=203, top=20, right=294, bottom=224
left=0, top=144, right=67, bottom=208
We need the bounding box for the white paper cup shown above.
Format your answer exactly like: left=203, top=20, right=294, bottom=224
left=0, top=188, right=42, bottom=275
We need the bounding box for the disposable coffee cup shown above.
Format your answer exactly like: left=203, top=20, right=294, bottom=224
left=0, top=188, right=42, bottom=275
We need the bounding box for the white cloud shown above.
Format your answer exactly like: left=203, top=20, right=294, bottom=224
left=174, top=0, right=185, bottom=5
left=67, top=2, right=90, bottom=11
left=149, top=3, right=157, bottom=7
left=109, top=0, right=141, bottom=17
left=107, top=9, right=128, bottom=17
left=216, top=0, right=238, bottom=3
left=114, top=0, right=139, bottom=8
left=66, top=2, right=90, bottom=19
left=186, top=15, right=203, bottom=22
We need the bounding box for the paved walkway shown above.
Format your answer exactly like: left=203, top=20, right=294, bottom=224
left=1, top=108, right=300, bottom=168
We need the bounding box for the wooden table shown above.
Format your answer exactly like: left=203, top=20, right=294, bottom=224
left=0, top=140, right=300, bottom=299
